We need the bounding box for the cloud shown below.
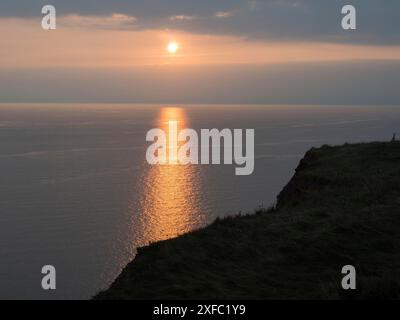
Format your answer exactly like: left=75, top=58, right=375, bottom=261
left=169, top=15, right=196, bottom=21
left=215, top=11, right=233, bottom=18
left=1, top=61, right=400, bottom=105
left=0, top=0, right=400, bottom=45
left=59, top=13, right=137, bottom=29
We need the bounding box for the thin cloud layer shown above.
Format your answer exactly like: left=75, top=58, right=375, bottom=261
left=1, top=0, right=399, bottom=44
left=59, top=13, right=137, bottom=29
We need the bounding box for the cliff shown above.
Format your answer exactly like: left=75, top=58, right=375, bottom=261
left=95, top=141, right=400, bottom=299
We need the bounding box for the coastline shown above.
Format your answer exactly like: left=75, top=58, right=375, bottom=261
left=95, top=141, right=400, bottom=300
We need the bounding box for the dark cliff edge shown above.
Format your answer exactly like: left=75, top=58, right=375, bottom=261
left=95, top=141, right=400, bottom=300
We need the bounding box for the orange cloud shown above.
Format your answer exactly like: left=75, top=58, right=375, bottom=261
left=1, top=18, right=400, bottom=69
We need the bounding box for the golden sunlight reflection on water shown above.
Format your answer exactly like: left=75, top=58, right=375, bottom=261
left=133, top=107, right=207, bottom=245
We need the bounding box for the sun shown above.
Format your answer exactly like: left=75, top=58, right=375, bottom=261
left=167, top=42, right=179, bottom=54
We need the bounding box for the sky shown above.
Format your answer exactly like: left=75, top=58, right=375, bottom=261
left=1, top=0, right=400, bottom=104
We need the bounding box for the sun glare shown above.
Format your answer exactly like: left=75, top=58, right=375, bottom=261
left=167, top=42, right=179, bottom=54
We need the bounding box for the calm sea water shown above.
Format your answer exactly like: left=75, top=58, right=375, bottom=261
left=0, top=103, right=399, bottom=299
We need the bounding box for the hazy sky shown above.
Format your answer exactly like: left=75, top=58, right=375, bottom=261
left=1, top=1, right=399, bottom=104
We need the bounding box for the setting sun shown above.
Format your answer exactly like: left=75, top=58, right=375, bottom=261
left=167, top=42, right=179, bottom=54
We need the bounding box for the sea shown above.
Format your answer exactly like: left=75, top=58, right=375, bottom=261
left=0, top=103, right=399, bottom=299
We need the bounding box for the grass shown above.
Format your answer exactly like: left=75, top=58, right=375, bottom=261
left=95, top=141, right=400, bottom=299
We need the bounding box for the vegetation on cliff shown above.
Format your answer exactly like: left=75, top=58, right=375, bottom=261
left=95, top=141, right=400, bottom=299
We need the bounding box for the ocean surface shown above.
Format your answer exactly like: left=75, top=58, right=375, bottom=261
left=0, top=103, right=399, bottom=299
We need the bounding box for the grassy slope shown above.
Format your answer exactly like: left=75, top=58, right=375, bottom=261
left=96, top=142, right=400, bottom=299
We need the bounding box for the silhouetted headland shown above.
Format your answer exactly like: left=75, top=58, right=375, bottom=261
left=95, top=141, right=400, bottom=299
